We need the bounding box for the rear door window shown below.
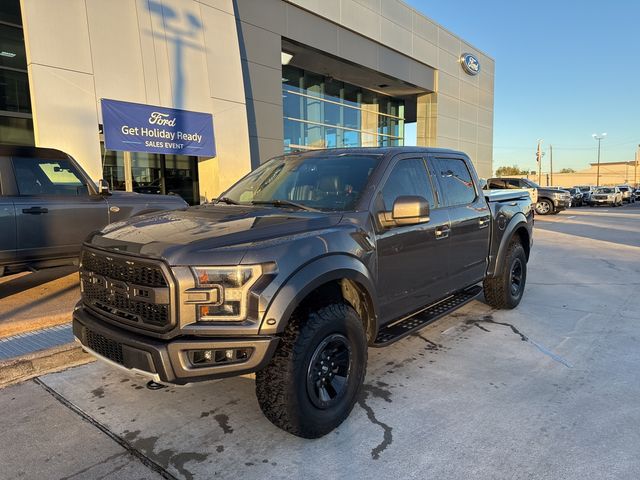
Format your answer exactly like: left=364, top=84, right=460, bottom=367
left=12, top=157, right=88, bottom=196
left=432, top=157, right=477, bottom=206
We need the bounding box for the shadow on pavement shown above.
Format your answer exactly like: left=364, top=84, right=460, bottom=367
left=0, top=266, right=78, bottom=300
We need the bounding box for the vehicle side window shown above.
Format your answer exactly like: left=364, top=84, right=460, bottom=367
left=507, top=179, right=522, bottom=189
left=488, top=179, right=505, bottom=189
left=433, top=158, right=477, bottom=206
left=12, top=157, right=88, bottom=196
left=380, top=158, right=435, bottom=210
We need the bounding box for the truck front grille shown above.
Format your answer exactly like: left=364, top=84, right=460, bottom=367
left=86, top=329, right=124, bottom=365
left=80, top=249, right=173, bottom=332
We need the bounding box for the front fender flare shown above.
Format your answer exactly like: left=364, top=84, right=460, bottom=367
left=258, top=254, right=377, bottom=336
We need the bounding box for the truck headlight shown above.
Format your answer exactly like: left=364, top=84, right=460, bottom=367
left=191, top=265, right=262, bottom=321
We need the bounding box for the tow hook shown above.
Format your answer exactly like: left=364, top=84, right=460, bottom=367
left=146, top=380, right=168, bottom=391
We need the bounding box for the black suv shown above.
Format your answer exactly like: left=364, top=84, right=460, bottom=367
left=74, top=148, right=533, bottom=438
left=487, top=177, right=571, bottom=215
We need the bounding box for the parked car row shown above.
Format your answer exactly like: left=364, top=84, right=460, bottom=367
left=485, top=177, right=638, bottom=214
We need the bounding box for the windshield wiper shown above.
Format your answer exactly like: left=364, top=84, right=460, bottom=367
left=251, top=200, right=320, bottom=212
left=213, top=196, right=240, bottom=205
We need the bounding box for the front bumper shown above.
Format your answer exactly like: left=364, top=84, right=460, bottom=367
left=73, top=306, right=279, bottom=385
left=553, top=198, right=571, bottom=210
left=590, top=198, right=614, bottom=204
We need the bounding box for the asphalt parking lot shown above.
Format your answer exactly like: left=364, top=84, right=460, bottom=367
left=1, top=203, right=639, bottom=479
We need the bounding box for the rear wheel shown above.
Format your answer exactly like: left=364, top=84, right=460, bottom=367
left=255, top=302, right=367, bottom=438
left=484, top=239, right=527, bottom=309
left=535, top=199, right=553, bottom=215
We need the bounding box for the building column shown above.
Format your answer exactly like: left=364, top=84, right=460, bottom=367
left=416, top=92, right=437, bottom=147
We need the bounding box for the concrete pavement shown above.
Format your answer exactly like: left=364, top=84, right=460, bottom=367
left=1, top=204, right=639, bottom=479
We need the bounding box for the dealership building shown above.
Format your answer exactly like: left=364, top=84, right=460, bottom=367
left=2, top=0, right=494, bottom=204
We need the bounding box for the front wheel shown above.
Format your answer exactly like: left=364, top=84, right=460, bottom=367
left=255, top=303, right=367, bottom=438
left=483, top=240, right=527, bottom=309
left=535, top=199, right=554, bottom=215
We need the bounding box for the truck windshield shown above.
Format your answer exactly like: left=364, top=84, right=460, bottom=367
left=596, top=188, right=614, bottom=194
left=521, top=179, right=539, bottom=188
left=220, top=154, right=380, bottom=211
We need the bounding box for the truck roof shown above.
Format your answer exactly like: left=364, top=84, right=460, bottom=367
left=286, top=146, right=469, bottom=157
left=0, top=145, right=70, bottom=159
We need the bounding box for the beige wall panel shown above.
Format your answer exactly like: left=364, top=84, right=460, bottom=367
left=478, top=125, right=493, bottom=146
left=479, top=70, right=494, bottom=93
left=340, top=0, right=381, bottom=41
left=146, top=3, right=173, bottom=106
left=381, top=0, right=412, bottom=28
left=238, top=21, right=281, bottom=68
left=438, top=71, right=460, bottom=97
left=286, top=0, right=340, bottom=22
left=381, top=18, right=412, bottom=56
left=437, top=115, right=459, bottom=140
left=437, top=94, right=459, bottom=119
left=438, top=49, right=460, bottom=77
left=337, top=28, right=379, bottom=71
left=157, top=0, right=210, bottom=111
left=459, top=101, right=478, bottom=125
left=437, top=27, right=460, bottom=57
left=86, top=0, right=146, bottom=106
left=437, top=136, right=459, bottom=151
left=459, top=121, right=477, bottom=143
left=478, top=107, right=494, bottom=128
left=200, top=4, right=246, bottom=104
left=28, top=64, right=101, bottom=180
left=352, top=0, right=380, bottom=13
left=235, top=0, right=286, bottom=34
left=21, top=0, right=93, bottom=74
left=459, top=140, right=477, bottom=163
left=412, top=11, right=437, bottom=44
left=412, top=34, right=437, bottom=68
left=460, top=81, right=479, bottom=105
left=479, top=89, right=494, bottom=111
left=196, top=0, right=234, bottom=14
left=287, top=4, right=339, bottom=56
left=199, top=98, right=253, bottom=199
left=135, top=0, right=161, bottom=104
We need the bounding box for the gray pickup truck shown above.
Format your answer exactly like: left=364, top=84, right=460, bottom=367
left=73, top=147, right=533, bottom=438
left=0, top=146, right=188, bottom=276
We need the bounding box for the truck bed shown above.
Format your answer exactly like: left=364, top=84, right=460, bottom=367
left=483, top=189, right=531, bottom=202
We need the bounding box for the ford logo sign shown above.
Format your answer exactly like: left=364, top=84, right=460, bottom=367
left=460, top=53, right=480, bottom=76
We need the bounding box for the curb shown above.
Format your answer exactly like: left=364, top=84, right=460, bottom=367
left=0, top=313, right=71, bottom=339
left=0, top=342, right=94, bottom=389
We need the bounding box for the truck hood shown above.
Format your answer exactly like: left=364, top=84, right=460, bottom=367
left=88, top=204, right=343, bottom=265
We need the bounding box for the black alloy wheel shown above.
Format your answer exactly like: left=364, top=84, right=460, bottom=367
left=306, top=334, right=352, bottom=409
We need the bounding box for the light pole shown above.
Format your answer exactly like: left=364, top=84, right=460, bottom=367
left=592, top=133, right=607, bottom=187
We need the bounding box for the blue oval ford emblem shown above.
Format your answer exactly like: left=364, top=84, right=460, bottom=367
left=461, top=53, right=480, bottom=76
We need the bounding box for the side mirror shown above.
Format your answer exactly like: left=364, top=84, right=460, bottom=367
left=97, top=179, right=110, bottom=195
left=378, top=195, right=430, bottom=229
left=479, top=178, right=488, bottom=190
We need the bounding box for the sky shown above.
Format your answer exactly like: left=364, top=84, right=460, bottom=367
left=403, top=0, right=640, bottom=174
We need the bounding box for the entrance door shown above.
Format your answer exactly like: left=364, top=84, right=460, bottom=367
left=12, top=156, right=108, bottom=262
left=375, top=156, right=451, bottom=323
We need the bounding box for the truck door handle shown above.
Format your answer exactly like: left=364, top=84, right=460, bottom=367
left=478, top=216, right=490, bottom=228
left=22, top=207, right=49, bottom=215
left=435, top=225, right=450, bottom=239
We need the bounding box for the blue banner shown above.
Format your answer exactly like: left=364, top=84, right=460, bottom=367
left=101, top=99, right=215, bottom=157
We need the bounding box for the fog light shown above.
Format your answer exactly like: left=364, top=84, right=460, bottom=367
left=188, top=348, right=253, bottom=367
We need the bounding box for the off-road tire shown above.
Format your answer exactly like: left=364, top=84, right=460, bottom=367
left=255, top=302, right=367, bottom=438
left=483, top=239, right=527, bottom=309
left=535, top=199, right=554, bottom=215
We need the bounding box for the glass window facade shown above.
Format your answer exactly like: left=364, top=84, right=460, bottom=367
left=102, top=144, right=200, bottom=205
left=282, top=65, right=404, bottom=153
left=0, top=0, right=33, bottom=146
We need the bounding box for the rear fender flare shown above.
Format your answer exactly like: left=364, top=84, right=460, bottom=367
left=487, top=213, right=530, bottom=277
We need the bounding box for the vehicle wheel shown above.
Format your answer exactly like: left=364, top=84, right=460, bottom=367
left=535, top=199, right=554, bottom=215
left=483, top=239, right=527, bottom=310
left=255, top=302, right=367, bottom=438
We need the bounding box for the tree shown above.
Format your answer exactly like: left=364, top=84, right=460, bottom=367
left=495, top=165, right=527, bottom=176
left=559, top=168, right=576, bottom=173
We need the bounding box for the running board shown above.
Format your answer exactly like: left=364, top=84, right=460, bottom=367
left=372, top=285, right=483, bottom=347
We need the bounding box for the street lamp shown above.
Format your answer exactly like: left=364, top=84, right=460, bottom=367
left=592, top=133, right=607, bottom=187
